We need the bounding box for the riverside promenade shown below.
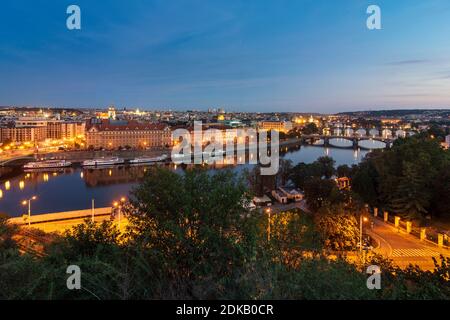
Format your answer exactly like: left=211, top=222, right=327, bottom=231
left=8, top=207, right=114, bottom=233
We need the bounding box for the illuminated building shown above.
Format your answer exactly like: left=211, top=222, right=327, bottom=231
left=0, top=118, right=85, bottom=144
left=85, top=119, right=172, bottom=149
left=47, top=121, right=85, bottom=139
left=0, top=125, right=47, bottom=143
left=335, top=177, right=351, bottom=190
left=442, top=134, right=450, bottom=150
left=258, top=121, right=291, bottom=133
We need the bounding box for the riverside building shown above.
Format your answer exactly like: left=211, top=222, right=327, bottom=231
left=85, top=119, right=172, bottom=149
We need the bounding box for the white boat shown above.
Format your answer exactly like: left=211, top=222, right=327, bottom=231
left=171, top=150, right=225, bottom=161
left=23, top=159, right=72, bottom=169
left=129, top=154, right=168, bottom=164
left=82, top=157, right=124, bottom=167
left=202, top=150, right=226, bottom=157
left=171, top=153, right=192, bottom=160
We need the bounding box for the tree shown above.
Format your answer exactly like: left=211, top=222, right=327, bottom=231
left=316, top=156, right=336, bottom=179
left=268, top=210, right=321, bottom=266
left=351, top=161, right=379, bottom=207
left=301, top=123, right=319, bottom=135
left=303, top=178, right=343, bottom=211
left=277, top=158, right=293, bottom=186
left=314, top=205, right=359, bottom=251
left=50, top=219, right=121, bottom=259
left=0, top=215, right=18, bottom=251
left=124, top=167, right=259, bottom=299
left=244, top=165, right=276, bottom=196
left=336, top=164, right=352, bottom=178
left=390, top=162, right=429, bottom=220
left=351, top=135, right=450, bottom=217
left=430, top=164, right=450, bottom=219
left=290, top=163, right=315, bottom=189
left=288, top=156, right=336, bottom=187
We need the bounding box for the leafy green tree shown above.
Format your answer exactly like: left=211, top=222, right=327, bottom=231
left=301, top=123, right=319, bottom=135
left=314, top=205, right=359, bottom=251
left=277, top=158, right=293, bottom=186
left=49, top=219, right=121, bottom=259
left=124, top=167, right=259, bottom=299
left=289, top=158, right=331, bottom=189
left=336, top=164, right=352, bottom=178
left=268, top=210, right=321, bottom=266
left=289, top=163, right=316, bottom=189
left=352, top=135, right=450, bottom=219
left=316, top=156, right=336, bottom=179
left=303, top=178, right=343, bottom=211
left=390, top=162, right=430, bottom=219
left=351, top=160, right=380, bottom=207
left=0, top=215, right=18, bottom=251
left=430, top=164, right=450, bottom=218
left=263, top=256, right=376, bottom=299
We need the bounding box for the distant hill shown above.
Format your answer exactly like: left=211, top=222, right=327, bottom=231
left=0, top=106, right=84, bottom=115
left=338, top=109, right=450, bottom=117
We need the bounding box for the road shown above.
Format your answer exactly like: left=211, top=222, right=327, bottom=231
left=367, top=218, right=450, bottom=270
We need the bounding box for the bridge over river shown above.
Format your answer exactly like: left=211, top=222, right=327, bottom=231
left=300, top=127, right=414, bottom=149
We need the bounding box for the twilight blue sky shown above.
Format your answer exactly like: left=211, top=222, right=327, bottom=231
left=1, top=0, right=450, bottom=113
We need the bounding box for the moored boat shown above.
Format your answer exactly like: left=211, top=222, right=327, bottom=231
left=82, top=157, right=124, bottom=167
left=129, top=154, right=168, bottom=164
left=23, top=159, right=72, bottom=169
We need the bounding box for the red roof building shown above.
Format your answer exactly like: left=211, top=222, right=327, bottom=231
left=85, top=119, right=172, bottom=149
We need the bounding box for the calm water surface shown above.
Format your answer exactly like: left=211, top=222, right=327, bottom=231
left=0, top=142, right=383, bottom=216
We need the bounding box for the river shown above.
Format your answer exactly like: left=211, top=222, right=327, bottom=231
left=0, top=140, right=385, bottom=217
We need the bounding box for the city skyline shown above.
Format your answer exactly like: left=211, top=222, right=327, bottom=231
left=1, top=0, right=450, bottom=112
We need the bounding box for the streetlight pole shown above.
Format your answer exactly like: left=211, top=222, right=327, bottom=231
left=266, top=207, right=271, bottom=242
left=113, top=197, right=126, bottom=230
left=22, top=196, right=37, bottom=227
left=359, top=213, right=368, bottom=255
left=359, top=214, right=363, bottom=255
left=119, top=197, right=125, bottom=229
left=28, top=200, right=31, bottom=227
left=91, top=198, right=95, bottom=222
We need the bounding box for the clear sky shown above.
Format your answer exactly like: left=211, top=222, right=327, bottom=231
left=1, top=0, right=450, bottom=113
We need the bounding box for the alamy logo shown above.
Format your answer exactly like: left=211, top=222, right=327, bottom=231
left=66, top=5, right=81, bottom=30
left=171, top=121, right=282, bottom=175
left=366, top=265, right=381, bottom=289
left=366, top=5, right=381, bottom=30
left=66, top=265, right=81, bottom=290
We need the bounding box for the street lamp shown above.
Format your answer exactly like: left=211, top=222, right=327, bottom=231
left=359, top=215, right=368, bottom=254
left=266, top=207, right=271, bottom=242
left=22, top=195, right=37, bottom=227
left=113, top=197, right=126, bottom=229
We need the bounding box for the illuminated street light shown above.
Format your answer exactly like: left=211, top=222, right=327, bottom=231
left=359, top=214, right=369, bottom=254
left=266, top=207, right=272, bottom=242
left=22, top=196, right=37, bottom=227
left=113, top=197, right=126, bottom=229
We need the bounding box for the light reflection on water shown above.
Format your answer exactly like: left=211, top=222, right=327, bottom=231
left=0, top=144, right=377, bottom=217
